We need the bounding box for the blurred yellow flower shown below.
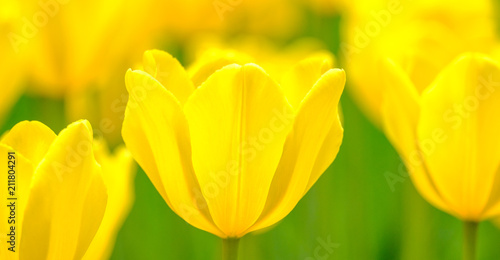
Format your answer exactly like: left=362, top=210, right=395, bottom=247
left=382, top=53, right=500, bottom=221
left=83, top=141, right=136, bottom=260
left=143, top=0, right=302, bottom=39
left=11, top=0, right=154, bottom=97
left=341, top=0, right=496, bottom=126
left=186, top=35, right=335, bottom=82
left=122, top=50, right=345, bottom=238
left=2, top=0, right=162, bottom=143
left=6, top=0, right=311, bottom=99
left=0, top=120, right=135, bottom=260
left=222, top=0, right=304, bottom=39
left=0, top=0, right=25, bottom=126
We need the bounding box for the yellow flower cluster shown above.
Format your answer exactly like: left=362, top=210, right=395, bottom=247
left=2, top=0, right=500, bottom=259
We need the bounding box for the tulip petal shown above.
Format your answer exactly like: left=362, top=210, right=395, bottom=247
left=418, top=53, right=500, bottom=220
left=280, top=53, right=334, bottom=109
left=83, top=143, right=136, bottom=260
left=0, top=144, right=34, bottom=260
left=122, top=70, right=223, bottom=237
left=381, top=58, right=451, bottom=213
left=184, top=64, right=293, bottom=237
left=1, top=121, right=56, bottom=166
left=187, top=49, right=254, bottom=88
left=248, top=69, right=344, bottom=232
left=19, top=120, right=107, bottom=260
left=304, top=114, right=344, bottom=194
left=0, top=121, right=57, bottom=259
left=143, top=50, right=195, bottom=104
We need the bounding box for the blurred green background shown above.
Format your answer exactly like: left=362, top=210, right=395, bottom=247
left=3, top=4, right=500, bottom=260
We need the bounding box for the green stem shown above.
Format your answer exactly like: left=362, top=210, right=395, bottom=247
left=463, top=221, right=479, bottom=260
left=222, top=238, right=240, bottom=260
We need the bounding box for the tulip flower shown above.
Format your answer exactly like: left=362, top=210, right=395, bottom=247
left=381, top=53, right=500, bottom=260
left=0, top=120, right=135, bottom=260
left=122, top=50, right=345, bottom=259
left=0, top=120, right=107, bottom=260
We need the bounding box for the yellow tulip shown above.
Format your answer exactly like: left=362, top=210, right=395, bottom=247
left=0, top=120, right=135, bottom=260
left=341, top=0, right=496, bottom=126
left=0, top=120, right=107, bottom=260
left=121, top=49, right=344, bottom=255
left=381, top=53, right=500, bottom=259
